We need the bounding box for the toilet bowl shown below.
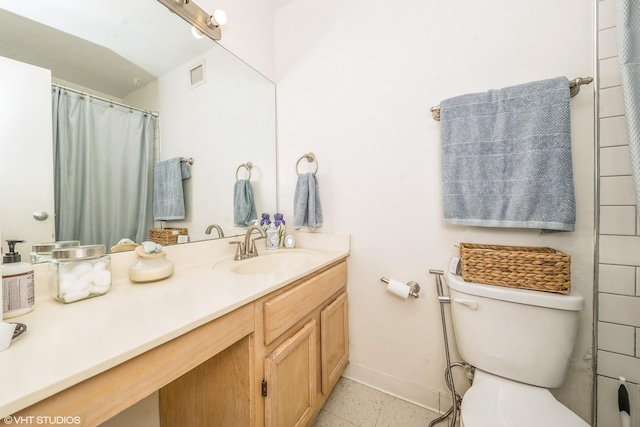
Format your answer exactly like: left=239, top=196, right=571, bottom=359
left=460, top=370, right=589, bottom=427
left=446, top=272, right=589, bottom=427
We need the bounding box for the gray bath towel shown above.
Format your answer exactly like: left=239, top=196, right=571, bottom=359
left=440, top=76, right=576, bottom=232
left=153, top=158, right=191, bottom=221
left=294, top=173, right=323, bottom=231
left=234, top=179, right=257, bottom=226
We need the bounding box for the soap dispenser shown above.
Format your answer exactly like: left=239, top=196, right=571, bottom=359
left=2, top=240, right=34, bottom=319
left=266, top=222, right=279, bottom=249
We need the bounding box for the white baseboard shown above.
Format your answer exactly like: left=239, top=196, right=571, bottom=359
left=343, top=362, right=454, bottom=415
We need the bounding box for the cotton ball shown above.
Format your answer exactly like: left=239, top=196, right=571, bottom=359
left=92, top=261, right=108, bottom=272
left=59, top=277, right=79, bottom=294
left=92, top=270, right=111, bottom=288
left=59, top=273, right=76, bottom=282
left=63, top=289, right=90, bottom=303
left=71, top=261, right=93, bottom=277
left=91, top=284, right=110, bottom=295
left=58, top=264, right=75, bottom=276
left=76, top=272, right=94, bottom=292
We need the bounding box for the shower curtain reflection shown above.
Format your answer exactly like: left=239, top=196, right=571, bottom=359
left=52, top=87, right=155, bottom=251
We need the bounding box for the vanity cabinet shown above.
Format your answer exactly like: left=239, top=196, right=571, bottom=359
left=2, top=303, right=255, bottom=427
left=1, top=256, right=348, bottom=427
left=257, top=260, right=349, bottom=427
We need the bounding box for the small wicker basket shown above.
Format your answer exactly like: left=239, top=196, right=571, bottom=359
left=149, top=228, right=188, bottom=245
left=459, top=243, right=571, bottom=294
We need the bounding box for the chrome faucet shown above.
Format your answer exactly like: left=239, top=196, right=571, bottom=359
left=205, top=224, right=224, bottom=238
left=229, top=225, right=266, bottom=260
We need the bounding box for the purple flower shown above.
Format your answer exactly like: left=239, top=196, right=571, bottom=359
left=260, top=213, right=271, bottom=226
left=274, top=213, right=286, bottom=226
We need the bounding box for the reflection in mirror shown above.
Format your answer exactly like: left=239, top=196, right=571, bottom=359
left=0, top=1, right=277, bottom=257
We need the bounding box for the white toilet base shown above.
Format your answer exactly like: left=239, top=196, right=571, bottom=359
left=460, top=370, right=589, bottom=427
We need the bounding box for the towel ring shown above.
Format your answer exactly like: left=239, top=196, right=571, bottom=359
left=296, top=153, right=318, bottom=176
left=236, top=162, right=253, bottom=181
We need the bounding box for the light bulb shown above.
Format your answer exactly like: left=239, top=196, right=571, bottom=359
left=206, top=9, right=227, bottom=28
left=213, top=9, right=227, bottom=26
left=191, top=26, right=205, bottom=39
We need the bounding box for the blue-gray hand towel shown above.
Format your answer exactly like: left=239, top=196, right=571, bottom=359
left=153, top=157, right=190, bottom=221
left=439, top=76, right=576, bottom=232
left=294, top=173, right=323, bottom=231
left=234, top=179, right=257, bottom=227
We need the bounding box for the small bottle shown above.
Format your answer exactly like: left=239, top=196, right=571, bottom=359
left=2, top=240, right=35, bottom=319
left=266, top=223, right=279, bottom=250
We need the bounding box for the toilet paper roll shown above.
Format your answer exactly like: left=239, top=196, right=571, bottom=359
left=387, top=279, right=410, bottom=299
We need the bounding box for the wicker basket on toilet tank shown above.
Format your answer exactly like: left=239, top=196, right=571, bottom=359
left=459, top=243, right=571, bottom=294
left=149, top=228, right=188, bottom=245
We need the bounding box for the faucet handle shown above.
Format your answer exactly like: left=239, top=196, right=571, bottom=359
left=249, top=234, right=266, bottom=257
left=229, top=240, right=244, bottom=260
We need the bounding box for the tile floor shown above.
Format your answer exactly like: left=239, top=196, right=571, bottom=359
left=311, top=377, right=445, bottom=427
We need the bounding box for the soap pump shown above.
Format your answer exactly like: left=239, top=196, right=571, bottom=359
left=266, top=223, right=279, bottom=249
left=2, top=240, right=34, bottom=319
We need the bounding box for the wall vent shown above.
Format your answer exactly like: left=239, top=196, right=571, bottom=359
left=189, top=60, right=206, bottom=88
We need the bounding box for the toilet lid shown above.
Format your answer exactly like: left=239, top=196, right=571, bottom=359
left=461, top=371, right=589, bottom=427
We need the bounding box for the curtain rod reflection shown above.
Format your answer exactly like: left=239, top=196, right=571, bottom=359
left=51, top=83, right=159, bottom=118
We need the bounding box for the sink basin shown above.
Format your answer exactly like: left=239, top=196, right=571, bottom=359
left=213, top=249, right=320, bottom=276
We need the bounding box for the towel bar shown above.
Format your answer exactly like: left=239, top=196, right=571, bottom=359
left=180, top=157, right=194, bottom=165
left=429, top=76, right=593, bottom=121
left=236, top=162, right=253, bottom=181
left=296, top=153, right=319, bottom=176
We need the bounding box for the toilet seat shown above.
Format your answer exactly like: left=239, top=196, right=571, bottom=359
left=460, top=370, right=589, bottom=427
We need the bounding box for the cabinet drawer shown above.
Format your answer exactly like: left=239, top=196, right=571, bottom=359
left=264, top=261, right=347, bottom=345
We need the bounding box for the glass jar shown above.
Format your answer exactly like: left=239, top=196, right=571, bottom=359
left=50, top=245, right=111, bottom=304
left=31, top=240, right=81, bottom=263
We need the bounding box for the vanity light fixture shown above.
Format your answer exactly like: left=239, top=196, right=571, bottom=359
left=159, top=0, right=224, bottom=40
left=192, top=9, right=225, bottom=39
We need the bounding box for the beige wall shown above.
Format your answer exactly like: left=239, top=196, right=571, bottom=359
left=274, top=0, right=595, bottom=422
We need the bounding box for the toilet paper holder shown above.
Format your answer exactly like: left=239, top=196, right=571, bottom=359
left=380, top=277, right=421, bottom=298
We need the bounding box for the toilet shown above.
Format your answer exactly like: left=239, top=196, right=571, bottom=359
left=446, top=272, right=590, bottom=427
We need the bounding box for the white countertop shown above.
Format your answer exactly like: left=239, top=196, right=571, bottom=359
left=0, top=232, right=350, bottom=418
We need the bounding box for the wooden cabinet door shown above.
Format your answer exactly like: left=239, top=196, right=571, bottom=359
left=264, top=320, right=316, bottom=427
left=320, top=292, right=349, bottom=394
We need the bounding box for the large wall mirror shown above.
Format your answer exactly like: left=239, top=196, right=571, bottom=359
left=0, top=1, right=277, bottom=255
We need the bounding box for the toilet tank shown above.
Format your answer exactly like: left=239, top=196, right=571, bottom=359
left=446, top=273, right=584, bottom=388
